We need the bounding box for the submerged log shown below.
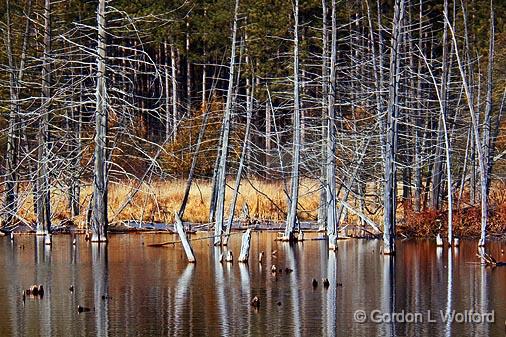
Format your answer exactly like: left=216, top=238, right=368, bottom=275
left=238, top=229, right=252, bottom=263
left=26, top=285, right=44, bottom=297
left=453, top=237, right=460, bottom=246
left=175, top=213, right=196, bottom=263
left=77, top=305, right=91, bottom=313
left=436, top=233, right=444, bottom=247
left=225, top=250, right=233, bottom=263
left=477, top=251, right=506, bottom=267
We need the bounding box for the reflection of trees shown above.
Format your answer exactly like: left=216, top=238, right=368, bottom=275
left=477, top=248, right=489, bottom=337
left=92, top=244, right=109, bottom=337
left=214, top=247, right=229, bottom=336
left=283, top=244, right=302, bottom=337
left=325, top=251, right=337, bottom=337
left=382, top=256, right=396, bottom=337
left=238, top=262, right=251, bottom=336
left=174, top=264, right=194, bottom=334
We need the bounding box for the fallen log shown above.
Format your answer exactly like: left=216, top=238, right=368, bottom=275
left=477, top=251, right=506, bottom=267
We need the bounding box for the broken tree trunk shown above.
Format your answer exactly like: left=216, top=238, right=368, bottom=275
left=175, top=213, right=196, bottom=263
left=238, top=229, right=252, bottom=263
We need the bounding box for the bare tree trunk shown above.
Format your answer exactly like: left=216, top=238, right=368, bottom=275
left=186, top=20, right=191, bottom=115
left=92, top=0, right=108, bottom=242
left=164, top=41, right=171, bottom=140
left=223, top=79, right=254, bottom=244
left=171, top=43, right=178, bottom=141
left=413, top=0, right=424, bottom=213
left=326, top=0, right=338, bottom=248
left=36, top=0, right=52, bottom=235
left=265, top=102, right=272, bottom=174
left=383, top=0, right=405, bottom=255
left=178, top=104, right=212, bottom=219
left=3, top=0, right=18, bottom=227
left=448, top=1, right=493, bottom=248
left=318, top=0, right=329, bottom=231
left=479, top=1, right=495, bottom=246
left=283, top=0, right=301, bottom=241
left=213, top=0, right=240, bottom=245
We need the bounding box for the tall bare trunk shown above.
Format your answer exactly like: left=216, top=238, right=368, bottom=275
left=92, top=0, right=108, bottom=242
left=383, top=0, right=405, bottom=255
left=36, top=0, right=52, bottom=235
left=283, top=0, right=301, bottom=241
left=213, top=0, right=240, bottom=245
left=326, top=0, right=338, bottom=244
left=3, top=0, right=18, bottom=227
left=318, top=0, right=329, bottom=231
left=171, top=43, right=178, bottom=141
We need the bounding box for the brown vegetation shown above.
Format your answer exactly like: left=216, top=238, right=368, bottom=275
left=11, top=179, right=506, bottom=238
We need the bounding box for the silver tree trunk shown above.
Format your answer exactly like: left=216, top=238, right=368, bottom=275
left=92, top=0, right=108, bottom=242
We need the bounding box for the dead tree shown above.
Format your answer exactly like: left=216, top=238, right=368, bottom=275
left=92, top=0, right=108, bottom=242
left=213, top=0, right=240, bottom=245
left=3, top=0, right=18, bottom=227
left=318, top=0, right=329, bottom=231
left=326, top=0, right=338, bottom=248
left=283, top=0, right=301, bottom=242
left=383, top=0, right=405, bottom=255
left=36, top=0, right=52, bottom=235
left=224, top=78, right=254, bottom=245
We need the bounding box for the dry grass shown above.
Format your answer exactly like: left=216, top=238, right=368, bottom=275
left=12, top=179, right=506, bottom=238
left=15, top=179, right=325, bottom=227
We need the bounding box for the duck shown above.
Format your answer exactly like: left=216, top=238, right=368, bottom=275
left=322, top=278, right=330, bottom=288
left=225, top=250, right=233, bottom=263
left=69, top=285, right=74, bottom=292
left=285, top=268, right=293, bottom=273
left=29, top=285, right=39, bottom=296
left=312, top=278, right=318, bottom=288
left=271, top=265, right=277, bottom=273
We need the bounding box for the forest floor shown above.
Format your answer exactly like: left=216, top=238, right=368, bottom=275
left=7, top=179, right=506, bottom=239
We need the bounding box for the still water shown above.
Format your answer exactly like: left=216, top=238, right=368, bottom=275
left=0, top=232, right=505, bottom=336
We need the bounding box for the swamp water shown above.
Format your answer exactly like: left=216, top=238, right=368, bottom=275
left=0, top=232, right=505, bottom=336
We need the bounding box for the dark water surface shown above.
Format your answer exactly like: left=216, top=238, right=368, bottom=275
left=0, top=233, right=505, bottom=336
